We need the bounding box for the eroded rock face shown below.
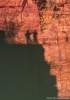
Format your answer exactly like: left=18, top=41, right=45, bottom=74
left=0, top=0, right=41, bottom=44
left=37, top=0, right=70, bottom=98
left=0, top=0, right=70, bottom=98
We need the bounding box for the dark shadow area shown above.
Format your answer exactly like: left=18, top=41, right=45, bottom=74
left=25, top=30, right=32, bottom=44
left=33, top=30, right=38, bottom=44
left=66, top=35, right=68, bottom=42
left=0, top=30, right=5, bottom=44
left=35, top=0, right=47, bottom=10
left=0, top=32, right=58, bottom=100
left=53, top=5, right=60, bottom=11
left=25, top=30, right=38, bottom=44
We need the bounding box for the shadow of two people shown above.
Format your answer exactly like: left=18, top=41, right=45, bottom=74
left=25, top=30, right=38, bottom=44
left=0, top=30, right=58, bottom=100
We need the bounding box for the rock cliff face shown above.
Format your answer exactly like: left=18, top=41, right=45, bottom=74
left=0, top=0, right=41, bottom=44
left=0, top=0, right=70, bottom=98
left=37, top=0, right=70, bottom=98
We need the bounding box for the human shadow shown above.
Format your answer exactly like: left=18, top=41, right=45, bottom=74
left=0, top=32, right=58, bottom=100
left=25, top=30, right=32, bottom=44
left=33, top=30, right=38, bottom=44
left=25, top=30, right=38, bottom=44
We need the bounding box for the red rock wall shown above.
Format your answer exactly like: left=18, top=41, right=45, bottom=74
left=0, top=0, right=41, bottom=44
left=0, top=0, right=70, bottom=98
left=38, top=0, right=70, bottom=98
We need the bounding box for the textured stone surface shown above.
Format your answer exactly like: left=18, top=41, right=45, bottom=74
left=0, top=0, right=70, bottom=98
left=0, top=0, right=41, bottom=44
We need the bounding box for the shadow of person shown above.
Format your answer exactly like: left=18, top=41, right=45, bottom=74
left=0, top=43, right=58, bottom=100
left=33, top=30, right=38, bottom=44
left=25, top=30, right=32, bottom=44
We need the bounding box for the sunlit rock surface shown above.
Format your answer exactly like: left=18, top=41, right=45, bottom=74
left=0, top=0, right=41, bottom=44
left=0, top=0, right=70, bottom=98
